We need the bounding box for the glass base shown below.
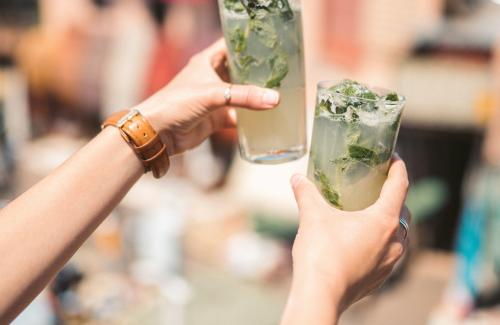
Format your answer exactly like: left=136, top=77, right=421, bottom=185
left=239, top=146, right=306, bottom=165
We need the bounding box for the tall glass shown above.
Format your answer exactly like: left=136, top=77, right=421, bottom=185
left=218, top=0, right=306, bottom=164
left=307, top=80, right=405, bottom=211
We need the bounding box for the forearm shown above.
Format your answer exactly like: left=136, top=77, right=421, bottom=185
left=281, top=273, right=344, bottom=325
left=0, top=127, right=142, bottom=322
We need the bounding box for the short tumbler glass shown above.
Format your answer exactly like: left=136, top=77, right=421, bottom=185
left=307, top=81, right=405, bottom=211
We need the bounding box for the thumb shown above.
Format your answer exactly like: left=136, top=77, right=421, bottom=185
left=374, top=157, right=409, bottom=216
left=290, top=174, right=325, bottom=213
left=205, top=83, right=281, bottom=111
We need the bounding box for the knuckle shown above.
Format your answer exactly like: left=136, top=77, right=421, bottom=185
left=211, top=83, right=224, bottom=99
left=394, top=243, right=405, bottom=259
left=243, top=87, right=252, bottom=106
left=201, top=84, right=223, bottom=107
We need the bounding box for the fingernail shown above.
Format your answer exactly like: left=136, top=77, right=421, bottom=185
left=394, top=152, right=401, bottom=160
left=291, top=174, right=302, bottom=188
left=262, top=89, right=280, bottom=106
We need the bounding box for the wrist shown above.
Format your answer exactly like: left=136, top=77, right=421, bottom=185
left=102, top=109, right=171, bottom=178
left=282, top=270, right=345, bottom=325
left=136, top=105, right=176, bottom=156
left=137, top=104, right=164, bottom=133
left=293, top=270, right=346, bottom=310
left=100, top=126, right=143, bottom=175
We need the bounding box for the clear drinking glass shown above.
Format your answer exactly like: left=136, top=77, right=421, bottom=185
left=217, top=0, right=307, bottom=164
left=307, top=80, right=405, bottom=211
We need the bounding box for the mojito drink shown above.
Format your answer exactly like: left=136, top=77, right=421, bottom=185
left=218, top=0, right=306, bottom=164
left=307, top=80, right=405, bottom=211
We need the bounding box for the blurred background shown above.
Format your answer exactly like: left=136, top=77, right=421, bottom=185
left=1, top=0, right=500, bottom=324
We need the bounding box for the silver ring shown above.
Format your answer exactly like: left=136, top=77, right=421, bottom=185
left=399, top=217, right=410, bottom=240
left=224, top=85, right=232, bottom=105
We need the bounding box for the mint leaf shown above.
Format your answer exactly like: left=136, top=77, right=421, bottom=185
left=347, top=144, right=392, bottom=167
left=348, top=145, right=379, bottom=167
left=233, top=54, right=257, bottom=80
left=332, top=157, right=354, bottom=173
left=343, top=85, right=357, bottom=97
left=329, top=79, right=382, bottom=110
left=314, top=168, right=342, bottom=208
left=237, top=55, right=257, bottom=67
left=224, top=0, right=246, bottom=12
left=332, top=136, right=391, bottom=176
left=229, top=27, right=247, bottom=53
left=228, top=26, right=258, bottom=80
left=276, top=0, right=294, bottom=20
left=249, top=19, right=278, bottom=48
left=336, top=105, right=348, bottom=114
left=351, top=111, right=359, bottom=122
left=240, top=0, right=294, bottom=20
left=385, top=92, right=399, bottom=101
left=361, top=91, right=378, bottom=100
left=347, top=125, right=361, bottom=143
left=266, top=51, right=289, bottom=88
left=318, top=99, right=333, bottom=115
left=318, top=97, right=349, bottom=116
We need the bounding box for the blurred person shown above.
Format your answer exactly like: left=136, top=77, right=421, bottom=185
left=430, top=37, right=500, bottom=324
left=17, top=0, right=119, bottom=135
left=0, top=40, right=409, bottom=324
left=143, top=0, right=220, bottom=97
left=101, top=0, right=157, bottom=119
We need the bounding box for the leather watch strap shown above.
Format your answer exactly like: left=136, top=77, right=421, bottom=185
left=102, top=109, right=170, bottom=178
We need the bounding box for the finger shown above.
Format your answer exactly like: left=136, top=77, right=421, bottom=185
left=224, top=108, right=237, bottom=128
left=374, top=157, right=409, bottom=217
left=290, top=174, right=331, bottom=215
left=206, top=83, right=280, bottom=110
left=382, top=241, right=406, bottom=268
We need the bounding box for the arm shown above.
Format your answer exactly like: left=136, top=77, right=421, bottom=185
left=0, top=40, right=280, bottom=323
left=283, top=273, right=344, bottom=324
left=0, top=127, right=142, bottom=321
left=281, top=158, right=410, bottom=324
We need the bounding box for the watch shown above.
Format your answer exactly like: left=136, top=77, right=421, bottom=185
left=102, top=109, right=170, bottom=178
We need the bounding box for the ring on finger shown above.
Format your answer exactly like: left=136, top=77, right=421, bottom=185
left=399, top=217, right=410, bottom=240
left=224, top=85, right=232, bottom=105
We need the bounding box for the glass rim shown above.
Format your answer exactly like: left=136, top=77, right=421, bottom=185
left=317, top=80, right=406, bottom=105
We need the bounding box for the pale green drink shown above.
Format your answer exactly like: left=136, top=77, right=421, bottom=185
left=308, top=80, right=405, bottom=211
left=218, top=0, right=306, bottom=164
